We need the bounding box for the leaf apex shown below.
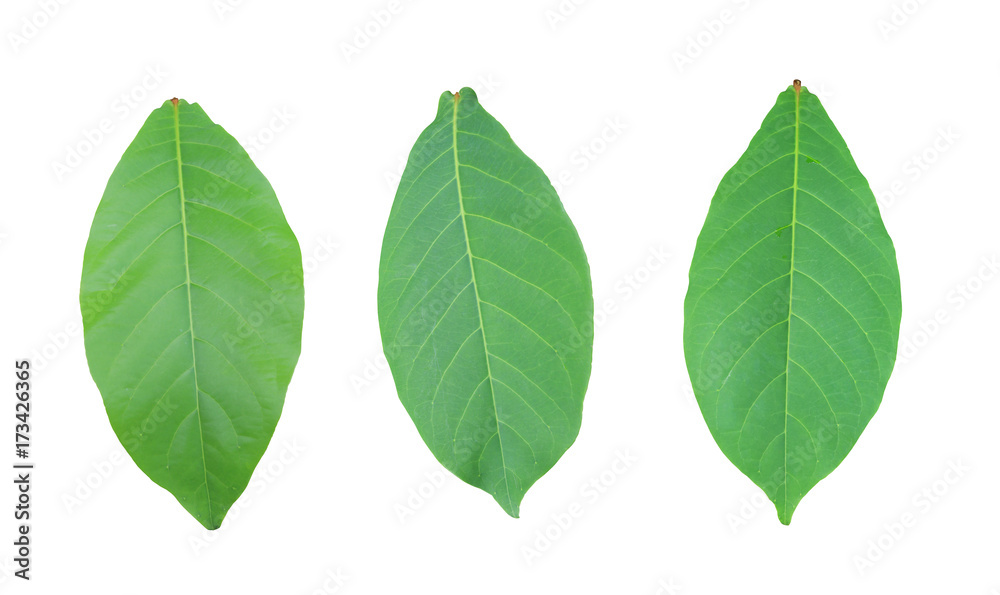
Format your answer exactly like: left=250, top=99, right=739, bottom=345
left=775, top=500, right=797, bottom=525
left=495, top=488, right=522, bottom=518
left=198, top=517, right=223, bottom=531
left=500, top=501, right=521, bottom=519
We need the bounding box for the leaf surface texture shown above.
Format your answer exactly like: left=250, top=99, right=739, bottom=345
left=81, top=99, right=303, bottom=529
left=683, top=82, right=901, bottom=524
left=378, top=88, right=593, bottom=516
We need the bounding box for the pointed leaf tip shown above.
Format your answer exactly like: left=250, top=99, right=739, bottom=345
left=81, top=99, right=304, bottom=528
left=379, top=90, right=593, bottom=517
left=683, top=82, right=901, bottom=525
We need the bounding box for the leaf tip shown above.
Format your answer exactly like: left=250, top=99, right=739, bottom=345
left=495, top=491, right=522, bottom=518
left=775, top=500, right=798, bottom=525
left=201, top=519, right=223, bottom=531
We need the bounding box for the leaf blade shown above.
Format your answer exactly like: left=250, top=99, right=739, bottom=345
left=378, top=89, right=593, bottom=517
left=684, top=82, right=901, bottom=524
left=81, top=99, right=303, bottom=529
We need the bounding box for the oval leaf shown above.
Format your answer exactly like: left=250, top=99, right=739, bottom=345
left=378, top=88, right=593, bottom=517
left=81, top=99, right=304, bottom=529
left=683, top=81, right=901, bottom=524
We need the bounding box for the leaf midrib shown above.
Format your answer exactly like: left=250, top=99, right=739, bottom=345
left=781, top=84, right=802, bottom=520
left=450, top=93, right=514, bottom=512
left=172, top=100, right=214, bottom=521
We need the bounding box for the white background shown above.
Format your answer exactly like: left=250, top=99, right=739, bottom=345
left=1, top=0, right=997, bottom=592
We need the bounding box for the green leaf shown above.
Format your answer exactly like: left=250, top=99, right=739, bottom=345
left=683, top=81, right=901, bottom=524
left=378, top=88, right=593, bottom=517
left=80, top=99, right=304, bottom=530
